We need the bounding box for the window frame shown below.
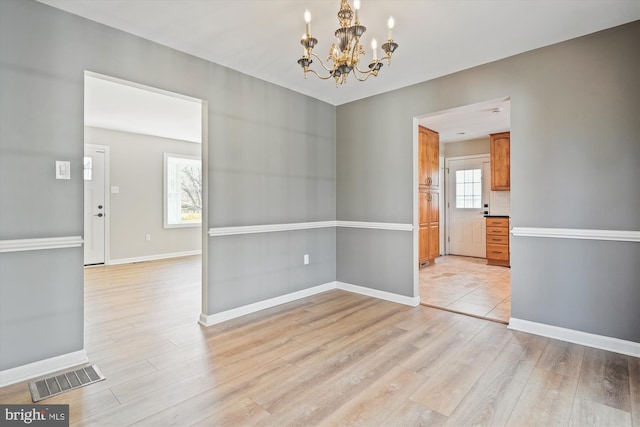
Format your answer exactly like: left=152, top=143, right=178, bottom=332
left=163, top=152, right=202, bottom=229
left=454, top=168, right=482, bottom=209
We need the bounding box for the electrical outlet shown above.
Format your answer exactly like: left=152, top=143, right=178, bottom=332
left=145, top=234, right=151, bottom=241
left=304, top=254, right=309, bottom=265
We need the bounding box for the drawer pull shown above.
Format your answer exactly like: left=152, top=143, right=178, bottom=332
left=492, top=251, right=503, bottom=254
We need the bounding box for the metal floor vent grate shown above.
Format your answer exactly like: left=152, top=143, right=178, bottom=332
left=28, top=364, right=105, bottom=402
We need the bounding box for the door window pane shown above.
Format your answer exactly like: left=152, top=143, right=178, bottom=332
left=83, top=156, right=92, bottom=181
left=455, top=168, right=482, bottom=209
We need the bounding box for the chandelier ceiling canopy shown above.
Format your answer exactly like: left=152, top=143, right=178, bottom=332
left=297, top=0, right=398, bottom=86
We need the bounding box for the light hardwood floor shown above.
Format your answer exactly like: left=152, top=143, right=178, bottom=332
left=1, top=256, right=638, bottom=426
left=420, top=255, right=511, bottom=323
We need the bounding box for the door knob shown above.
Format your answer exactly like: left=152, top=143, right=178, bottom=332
left=94, top=213, right=103, bottom=217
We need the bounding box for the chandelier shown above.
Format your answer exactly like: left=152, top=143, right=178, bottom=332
left=297, top=0, right=398, bottom=86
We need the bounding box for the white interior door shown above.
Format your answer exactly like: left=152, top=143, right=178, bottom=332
left=84, top=145, right=106, bottom=265
left=447, top=156, right=489, bottom=258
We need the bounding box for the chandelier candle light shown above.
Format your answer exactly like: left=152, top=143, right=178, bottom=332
left=297, top=0, right=398, bottom=86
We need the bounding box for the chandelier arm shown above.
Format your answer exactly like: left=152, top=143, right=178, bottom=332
left=310, top=52, right=335, bottom=73
left=306, top=68, right=335, bottom=80
left=351, top=70, right=376, bottom=82
left=354, top=64, right=375, bottom=74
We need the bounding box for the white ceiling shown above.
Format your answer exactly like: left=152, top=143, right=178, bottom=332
left=84, top=73, right=202, bottom=143
left=419, top=98, right=510, bottom=143
left=39, top=0, right=640, bottom=107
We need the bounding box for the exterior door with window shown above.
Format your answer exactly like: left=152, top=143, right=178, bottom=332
left=447, top=156, right=488, bottom=257
left=84, top=145, right=106, bottom=265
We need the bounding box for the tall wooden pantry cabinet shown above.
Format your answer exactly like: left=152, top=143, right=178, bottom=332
left=418, top=126, right=440, bottom=267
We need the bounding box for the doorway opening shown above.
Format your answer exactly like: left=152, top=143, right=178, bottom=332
left=414, top=97, right=511, bottom=323
left=82, top=71, right=208, bottom=334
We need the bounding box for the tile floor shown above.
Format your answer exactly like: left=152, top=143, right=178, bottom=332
left=419, top=255, right=511, bottom=323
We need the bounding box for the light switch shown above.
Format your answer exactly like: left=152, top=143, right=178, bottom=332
left=55, top=161, right=71, bottom=180
left=111, top=186, right=120, bottom=194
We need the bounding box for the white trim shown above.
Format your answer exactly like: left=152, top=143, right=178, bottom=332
left=85, top=71, right=202, bottom=104
left=198, top=280, right=420, bottom=326
left=108, top=250, right=201, bottom=265
left=412, top=118, right=420, bottom=304
left=208, top=221, right=413, bottom=237
left=445, top=153, right=492, bottom=162
left=164, top=152, right=202, bottom=229
left=208, top=221, right=336, bottom=237
left=508, top=318, right=640, bottom=357
left=336, top=281, right=421, bottom=307
left=0, top=236, right=83, bottom=253
left=0, top=350, right=89, bottom=387
left=511, top=227, right=640, bottom=242
left=199, top=282, right=337, bottom=326
left=336, top=221, right=413, bottom=231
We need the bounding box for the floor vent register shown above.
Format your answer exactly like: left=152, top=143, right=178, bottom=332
left=28, top=364, right=105, bottom=402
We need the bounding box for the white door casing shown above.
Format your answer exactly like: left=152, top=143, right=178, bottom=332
left=84, top=144, right=107, bottom=265
left=446, top=155, right=489, bottom=258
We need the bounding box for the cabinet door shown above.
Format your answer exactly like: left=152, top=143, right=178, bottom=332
left=428, top=134, right=440, bottom=190
left=428, top=190, right=440, bottom=259
left=419, top=227, right=429, bottom=262
left=418, top=128, right=429, bottom=188
left=419, top=126, right=439, bottom=189
left=428, top=190, right=439, bottom=226
left=419, top=190, right=429, bottom=226
left=491, top=132, right=510, bottom=191
left=429, top=224, right=440, bottom=260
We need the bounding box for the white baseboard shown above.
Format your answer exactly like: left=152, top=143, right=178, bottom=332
left=508, top=318, right=640, bottom=357
left=0, top=349, right=89, bottom=388
left=336, top=281, right=420, bottom=307
left=199, top=282, right=337, bottom=326
left=199, top=280, right=420, bottom=326
left=108, top=250, right=201, bottom=265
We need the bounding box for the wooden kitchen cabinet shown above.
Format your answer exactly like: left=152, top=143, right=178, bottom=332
left=419, top=126, right=440, bottom=267
left=419, top=126, right=440, bottom=190
left=490, top=131, right=510, bottom=191
left=486, top=216, right=510, bottom=267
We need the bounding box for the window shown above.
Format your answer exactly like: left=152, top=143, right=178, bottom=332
left=455, top=168, right=482, bottom=208
left=83, top=156, right=92, bottom=181
left=164, top=153, right=202, bottom=228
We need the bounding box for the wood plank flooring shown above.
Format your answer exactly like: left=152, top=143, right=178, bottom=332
left=420, top=255, right=511, bottom=323
left=1, top=255, right=637, bottom=426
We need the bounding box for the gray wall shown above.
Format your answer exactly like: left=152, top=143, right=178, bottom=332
left=443, top=137, right=490, bottom=158
left=337, top=21, right=640, bottom=342
left=1, top=0, right=637, bottom=374
left=84, top=127, right=201, bottom=262
left=0, top=0, right=335, bottom=371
